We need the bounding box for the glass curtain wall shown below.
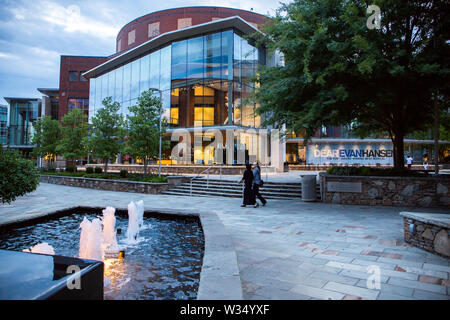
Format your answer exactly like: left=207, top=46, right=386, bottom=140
left=9, top=100, right=40, bottom=146
left=88, top=29, right=264, bottom=164
left=89, top=30, right=261, bottom=128
left=89, top=45, right=172, bottom=121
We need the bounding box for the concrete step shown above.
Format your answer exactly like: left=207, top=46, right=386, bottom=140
left=168, top=186, right=303, bottom=197
left=160, top=190, right=311, bottom=200
left=186, top=183, right=305, bottom=192
left=193, top=178, right=304, bottom=187
left=162, top=177, right=321, bottom=200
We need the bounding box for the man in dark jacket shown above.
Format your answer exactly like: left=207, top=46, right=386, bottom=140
left=252, top=162, right=267, bottom=207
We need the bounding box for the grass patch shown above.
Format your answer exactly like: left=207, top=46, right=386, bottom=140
left=327, top=166, right=429, bottom=177
left=41, top=171, right=167, bottom=183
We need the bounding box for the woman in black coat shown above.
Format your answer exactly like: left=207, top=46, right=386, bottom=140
left=238, top=164, right=256, bottom=207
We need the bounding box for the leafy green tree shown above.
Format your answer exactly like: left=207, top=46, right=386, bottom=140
left=125, top=89, right=168, bottom=174
left=253, top=0, right=449, bottom=168
left=32, top=115, right=62, bottom=170
left=412, top=109, right=450, bottom=161
left=84, top=97, right=125, bottom=173
left=57, top=108, right=89, bottom=170
left=0, top=146, right=40, bottom=204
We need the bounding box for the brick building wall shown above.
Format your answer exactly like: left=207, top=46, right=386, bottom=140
left=116, top=7, right=267, bottom=53
left=58, top=56, right=107, bottom=121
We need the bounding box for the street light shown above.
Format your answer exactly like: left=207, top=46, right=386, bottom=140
left=149, top=88, right=163, bottom=177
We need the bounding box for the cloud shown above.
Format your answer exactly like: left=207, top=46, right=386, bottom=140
left=0, top=0, right=284, bottom=105
left=39, top=2, right=118, bottom=38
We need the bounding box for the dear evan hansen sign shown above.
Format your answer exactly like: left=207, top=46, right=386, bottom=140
left=306, top=142, right=393, bottom=165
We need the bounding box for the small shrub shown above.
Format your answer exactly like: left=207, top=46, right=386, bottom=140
left=0, top=146, right=40, bottom=204
left=120, top=169, right=128, bottom=178
left=100, top=173, right=110, bottom=179
left=94, top=167, right=103, bottom=174
left=85, top=167, right=94, bottom=174
left=65, top=164, right=76, bottom=172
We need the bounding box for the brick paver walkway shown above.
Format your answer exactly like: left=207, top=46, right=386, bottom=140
left=1, top=183, right=448, bottom=300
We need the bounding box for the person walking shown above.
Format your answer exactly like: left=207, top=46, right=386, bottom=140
left=406, top=155, right=413, bottom=170
left=252, top=162, right=267, bottom=207
left=238, top=163, right=256, bottom=207
left=423, top=154, right=428, bottom=171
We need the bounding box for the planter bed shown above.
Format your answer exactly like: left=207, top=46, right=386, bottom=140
left=39, top=175, right=170, bottom=194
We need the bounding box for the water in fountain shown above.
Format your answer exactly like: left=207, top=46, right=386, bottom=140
left=22, top=242, right=55, bottom=255
left=102, top=207, right=120, bottom=258
left=126, top=201, right=140, bottom=243
left=136, top=200, right=144, bottom=229
left=79, top=217, right=103, bottom=261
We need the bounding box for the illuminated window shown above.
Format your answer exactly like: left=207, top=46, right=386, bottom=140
left=128, top=29, right=135, bottom=45
left=148, top=22, right=160, bottom=38
left=68, top=98, right=89, bottom=116
left=170, top=107, right=179, bottom=125
left=177, top=18, right=192, bottom=29
left=117, top=39, right=122, bottom=51
left=194, top=107, right=214, bottom=126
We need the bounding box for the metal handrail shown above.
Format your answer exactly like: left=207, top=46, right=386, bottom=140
left=189, top=164, right=219, bottom=196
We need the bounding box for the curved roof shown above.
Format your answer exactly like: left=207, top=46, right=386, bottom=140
left=83, top=16, right=262, bottom=79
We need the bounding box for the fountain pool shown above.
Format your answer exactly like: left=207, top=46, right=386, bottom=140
left=0, top=209, right=204, bottom=300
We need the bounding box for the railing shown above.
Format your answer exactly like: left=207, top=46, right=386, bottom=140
left=190, top=164, right=220, bottom=196
left=188, top=163, right=270, bottom=196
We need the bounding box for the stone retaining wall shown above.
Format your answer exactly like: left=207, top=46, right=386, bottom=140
left=320, top=174, right=450, bottom=208
left=39, top=175, right=169, bottom=194
left=400, top=212, right=450, bottom=258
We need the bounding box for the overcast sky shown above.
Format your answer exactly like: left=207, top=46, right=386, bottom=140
left=0, top=0, right=283, bottom=106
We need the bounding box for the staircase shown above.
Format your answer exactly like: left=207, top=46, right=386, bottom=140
left=161, top=178, right=321, bottom=200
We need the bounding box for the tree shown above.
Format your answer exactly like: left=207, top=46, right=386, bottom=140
left=125, top=89, right=167, bottom=174
left=0, top=146, right=40, bottom=204
left=84, top=97, right=125, bottom=173
left=253, top=0, right=449, bottom=168
left=57, top=108, right=89, bottom=170
left=32, top=115, right=62, bottom=170
left=412, top=108, right=450, bottom=161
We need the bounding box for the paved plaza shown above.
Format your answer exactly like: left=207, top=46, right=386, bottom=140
left=1, top=183, right=449, bottom=300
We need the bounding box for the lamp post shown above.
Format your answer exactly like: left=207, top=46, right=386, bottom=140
left=149, top=88, right=163, bottom=177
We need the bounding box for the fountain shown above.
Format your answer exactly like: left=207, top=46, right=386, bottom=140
left=102, top=206, right=120, bottom=258
left=79, top=217, right=103, bottom=261
left=126, top=201, right=141, bottom=243
left=0, top=200, right=204, bottom=300
left=136, top=200, right=145, bottom=229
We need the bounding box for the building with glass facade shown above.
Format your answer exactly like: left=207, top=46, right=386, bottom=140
left=3, top=98, right=41, bottom=155
left=0, top=104, right=7, bottom=145
left=84, top=14, right=271, bottom=165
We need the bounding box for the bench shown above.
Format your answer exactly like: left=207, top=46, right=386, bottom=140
left=400, top=212, right=450, bottom=258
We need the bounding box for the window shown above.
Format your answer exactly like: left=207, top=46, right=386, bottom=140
left=171, top=40, right=187, bottom=81
left=128, top=29, right=136, bottom=45
left=68, top=98, right=89, bottom=116
left=69, top=71, right=78, bottom=82
left=148, top=22, right=160, bottom=38
left=117, top=39, right=122, bottom=52
left=80, top=71, right=88, bottom=82
left=177, top=18, right=192, bottom=29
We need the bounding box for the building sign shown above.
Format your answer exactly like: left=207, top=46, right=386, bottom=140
left=306, top=142, right=393, bottom=165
